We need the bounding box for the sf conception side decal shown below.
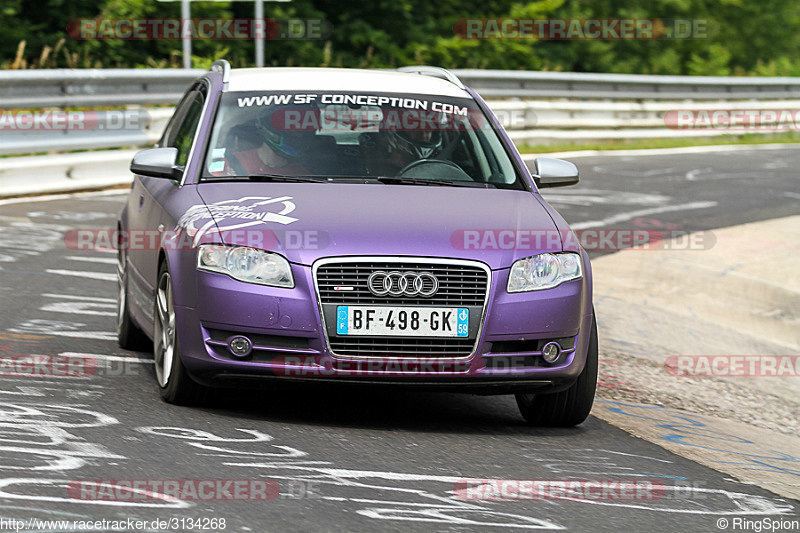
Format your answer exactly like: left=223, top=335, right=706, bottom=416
left=177, top=196, right=299, bottom=245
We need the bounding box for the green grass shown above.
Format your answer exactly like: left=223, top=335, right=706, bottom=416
left=516, top=131, right=800, bottom=154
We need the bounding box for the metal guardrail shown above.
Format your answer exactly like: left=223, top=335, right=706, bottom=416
left=489, top=99, right=800, bottom=144
left=0, top=69, right=204, bottom=109
left=1, top=67, right=799, bottom=158
left=3, top=68, right=800, bottom=109
left=455, top=70, right=800, bottom=100
left=0, top=108, right=173, bottom=156
left=1, top=67, right=798, bottom=197
left=0, top=150, right=139, bottom=197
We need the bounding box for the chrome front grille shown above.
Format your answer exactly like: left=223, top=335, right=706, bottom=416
left=316, top=261, right=488, bottom=306
left=314, top=258, right=490, bottom=359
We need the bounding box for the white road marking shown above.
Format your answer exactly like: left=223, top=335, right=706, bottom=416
left=0, top=379, right=105, bottom=388
left=9, top=323, right=116, bottom=342
left=685, top=168, right=758, bottom=181
left=45, top=269, right=115, bottom=282
left=764, top=159, right=789, bottom=169
left=28, top=210, right=114, bottom=221
left=0, top=401, right=125, bottom=495
left=59, top=352, right=153, bottom=364
left=140, top=425, right=796, bottom=528
left=221, top=462, right=794, bottom=516
left=65, top=256, right=118, bottom=265
left=42, top=293, right=115, bottom=303
left=685, top=168, right=710, bottom=181
left=283, top=468, right=465, bottom=482
left=570, top=201, right=718, bottom=230
left=0, top=479, right=188, bottom=508
left=541, top=189, right=670, bottom=207
left=598, top=450, right=674, bottom=463
left=0, top=190, right=126, bottom=207
left=39, top=301, right=115, bottom=317
left=785, top=192, right=800, bottom=200
left=590, top=166, right=679, bottom=178
left=43, top=331, right=116, bottom=341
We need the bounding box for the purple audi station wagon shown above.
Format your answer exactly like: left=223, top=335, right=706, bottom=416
left=117, top=60, right=597, bottom=426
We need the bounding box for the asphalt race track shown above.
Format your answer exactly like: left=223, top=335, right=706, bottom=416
left=0, top=146, right=798, bottom=531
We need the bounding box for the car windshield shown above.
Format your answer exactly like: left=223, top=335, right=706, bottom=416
left=201, top=90, right=523, bottom=189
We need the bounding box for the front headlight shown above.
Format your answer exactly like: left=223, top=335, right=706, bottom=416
left=507, top=252, right=582, bottom=293
left=197, top=244, right=294, bottom=288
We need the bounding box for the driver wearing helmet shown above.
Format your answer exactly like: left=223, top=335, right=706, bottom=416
left=384, top=128, right=443, bottom=172
left=222, top=107, right=310, bottom=176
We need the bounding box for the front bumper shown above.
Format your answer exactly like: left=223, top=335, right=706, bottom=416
left=177, top=257, right=593, bottom=394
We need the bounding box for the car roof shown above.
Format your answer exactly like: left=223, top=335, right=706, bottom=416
left=225, top=67, right=472, bottom=98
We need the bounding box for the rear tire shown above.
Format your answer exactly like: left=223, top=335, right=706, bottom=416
left=117, top=247, right=149, bottom=350
left=515, top=311, right=598, bottom=427
left=154, top=260, right=207, bottom=405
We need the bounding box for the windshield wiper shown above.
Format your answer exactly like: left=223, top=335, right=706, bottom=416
left=205, top=174, right=329, bottom=183
left=375, top=176, right=494, bottom=188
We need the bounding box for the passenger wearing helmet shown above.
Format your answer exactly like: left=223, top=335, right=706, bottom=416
left=222, top=107, right=310, bottom=176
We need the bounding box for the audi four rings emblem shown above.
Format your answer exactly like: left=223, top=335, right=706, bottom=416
left=367, top=271, right=439, bottom=297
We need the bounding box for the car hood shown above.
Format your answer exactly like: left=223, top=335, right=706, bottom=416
left=192, top=182, right=562, bottom=269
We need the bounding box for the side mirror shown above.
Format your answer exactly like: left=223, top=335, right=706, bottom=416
left=130, top=147, right=181, bottom=180
left=533, top=157, right=579, bottom=188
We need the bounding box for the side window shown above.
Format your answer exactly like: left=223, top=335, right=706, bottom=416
left=170, top=92, right=205, bottom=168
left=160, top=90, right=198, bottom=148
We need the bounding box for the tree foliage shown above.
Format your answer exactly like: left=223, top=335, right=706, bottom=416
left=1, top=0, right=798, bottom=75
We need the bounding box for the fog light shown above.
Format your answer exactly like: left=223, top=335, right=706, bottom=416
left=228, top=336, right=252, bottom=358
left=541, top=341, right=561, bottom=363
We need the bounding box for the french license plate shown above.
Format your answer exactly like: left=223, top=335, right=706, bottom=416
left=336, top=306, right=469, bottom=337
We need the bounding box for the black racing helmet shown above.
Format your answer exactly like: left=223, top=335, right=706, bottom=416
left=253, top=105, right=314, bottom=159
left=385, top=129, right=442, bottom=159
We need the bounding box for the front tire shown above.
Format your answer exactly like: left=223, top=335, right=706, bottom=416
left=515, top=311, right=598, bottom=427
left=154, top=260, right=206, bottom=405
